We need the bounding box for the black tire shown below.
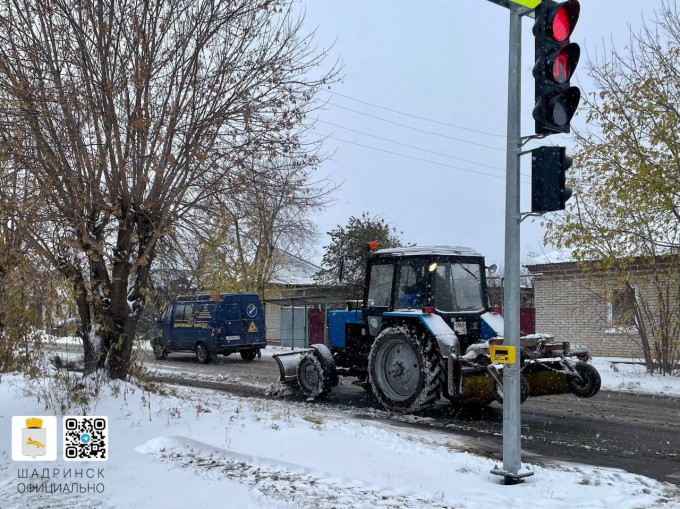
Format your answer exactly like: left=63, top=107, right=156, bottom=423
left=152, top=341, right=166, bottom=360
left=296, top=351, right=329, bottom=399
left=567, top=363, right=601, bottom=398
left=240, top=349, right=257, bottom=362
left=492, top=373, right=529, bottom=405
left=196, top=343, right=212, bottom=364
left=368, top=326, right=442, bottom=413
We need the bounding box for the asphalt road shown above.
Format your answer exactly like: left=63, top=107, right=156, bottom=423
left=54, top=345, right=680, bottom=486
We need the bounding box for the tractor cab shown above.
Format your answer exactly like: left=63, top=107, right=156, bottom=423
left=363, top=246, right=490, bottom=350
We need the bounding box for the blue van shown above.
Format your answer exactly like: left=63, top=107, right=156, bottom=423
left=151, top=293, right=266, bottom=363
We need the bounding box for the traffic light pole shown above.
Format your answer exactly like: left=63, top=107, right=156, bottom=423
left=491, top=3, right=534, bottom=484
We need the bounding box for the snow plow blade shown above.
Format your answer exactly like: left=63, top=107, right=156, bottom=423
left=273, top=350, right=307, bottom=383
left=273, top=344, right=340, bottom=399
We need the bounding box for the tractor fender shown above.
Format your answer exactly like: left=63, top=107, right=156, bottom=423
left=383, top=311, right=460, bottom=358
left=481, top=311, right=504, bottom=339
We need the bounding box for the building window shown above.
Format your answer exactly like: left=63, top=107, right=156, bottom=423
left=607, top=285, right=637, bottom=330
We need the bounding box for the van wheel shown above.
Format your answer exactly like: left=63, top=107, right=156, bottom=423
left=196, top=343, right=212, bottom=364
left=240, top=349, right=257, bottom=362
left=152, top=341, right=166, bottom=360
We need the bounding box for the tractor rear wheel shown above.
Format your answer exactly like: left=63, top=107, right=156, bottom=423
left=567, top=363, right=601, bottom=398
left=368, top=326, right=442, bottom=413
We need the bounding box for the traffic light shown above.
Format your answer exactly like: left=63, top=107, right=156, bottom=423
left=533, top=0, right=581, bottom=135
left=531, top=146, right=573, bottom=213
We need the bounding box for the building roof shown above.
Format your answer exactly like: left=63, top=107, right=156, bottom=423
left=524, top=248, right=576, bottom=267
left=270, top=249, right=321, bottom=286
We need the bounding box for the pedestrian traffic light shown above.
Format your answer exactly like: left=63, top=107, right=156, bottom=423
left=531, top=146, right=573, bottom=213
left=533, top=0, right=581, bottom=135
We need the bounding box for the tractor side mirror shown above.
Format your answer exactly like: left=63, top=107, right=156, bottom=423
left=487, top=264, right=497, bottom=275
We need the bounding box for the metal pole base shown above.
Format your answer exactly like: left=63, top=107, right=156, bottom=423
left=490, top=465, right=534, bottom=485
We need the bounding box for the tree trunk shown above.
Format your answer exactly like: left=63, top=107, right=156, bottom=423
left=634, top=300, right=655, bottom=374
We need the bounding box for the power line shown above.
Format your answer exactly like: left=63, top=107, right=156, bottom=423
left=315, top=133, right=531, bottom=185
left=316, top=118, right=531, bottom=177
left=327, top=90, right=506, bottom=139
left=326, top=102, right=507, bottom=152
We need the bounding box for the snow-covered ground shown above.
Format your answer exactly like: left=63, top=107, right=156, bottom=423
left=592, top=357, right=680, bottom=397
left=1, top=355, right=680, bottom=509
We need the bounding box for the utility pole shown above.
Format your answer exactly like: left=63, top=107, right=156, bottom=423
left=486, top=0, right=582, bottom=484
left=486, top=0, right=538, bottom=484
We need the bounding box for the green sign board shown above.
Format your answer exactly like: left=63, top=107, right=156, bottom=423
left=509, top=0, right=541, bottom=7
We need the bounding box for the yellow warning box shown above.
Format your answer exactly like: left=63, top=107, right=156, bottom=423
left=489, top=345, right=516, bottom=364
left=248, top=321, right=258, bottom=333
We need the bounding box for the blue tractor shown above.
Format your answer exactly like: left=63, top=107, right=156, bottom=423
left=274, top=244, right=600, bottom=413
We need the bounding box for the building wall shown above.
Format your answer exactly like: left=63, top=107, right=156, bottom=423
left=531, top=266, right=656, bottom=359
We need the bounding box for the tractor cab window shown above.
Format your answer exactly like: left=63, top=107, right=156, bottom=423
left=395, top=260, right=428, bottom=309
left=367, top=263, right=394, bottom=307
left=434, top=261, right=484, bottom=312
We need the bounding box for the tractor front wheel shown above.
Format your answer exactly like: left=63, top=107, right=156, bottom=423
left=368, top=326, right=442, bottom=413
left=296, top=352, right=329, bottom=399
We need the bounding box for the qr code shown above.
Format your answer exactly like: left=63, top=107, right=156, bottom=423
left=62, top=416, right=108, bottom=462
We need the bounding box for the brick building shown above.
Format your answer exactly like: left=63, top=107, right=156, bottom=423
left=525, top=251, right=674, bottom=359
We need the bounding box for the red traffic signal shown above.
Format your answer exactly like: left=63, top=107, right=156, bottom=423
left=549, top=1, right=580, bottom=42
left=533, top=0, right=581, bottom=135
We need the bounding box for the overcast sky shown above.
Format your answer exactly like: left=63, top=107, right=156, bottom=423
left=299, top=1, right=659, bottom=266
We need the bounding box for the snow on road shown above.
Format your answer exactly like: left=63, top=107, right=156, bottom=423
left=50, top=336, right=680, bottom=397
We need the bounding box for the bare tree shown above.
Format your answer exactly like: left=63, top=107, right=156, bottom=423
left=197, top=155, right=335, bottom=295
left=0, top=0, right=339, bottom=378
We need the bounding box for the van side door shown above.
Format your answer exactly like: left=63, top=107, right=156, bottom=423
left=171, top=303, right=194, bottom=349
left=192, top=302, right=216, bottom=345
